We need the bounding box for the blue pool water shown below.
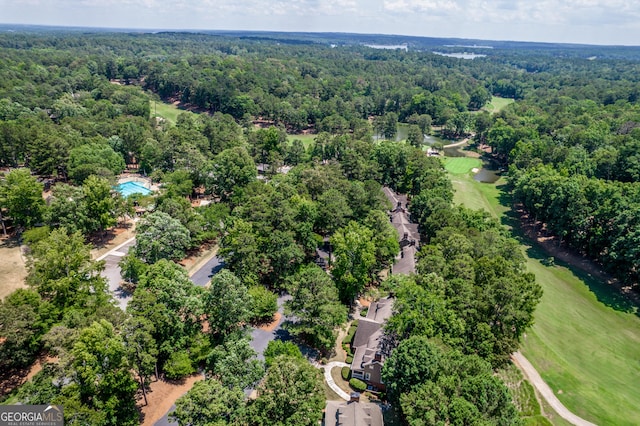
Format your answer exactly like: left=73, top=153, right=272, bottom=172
left=116, top=181, right=152, bottom=197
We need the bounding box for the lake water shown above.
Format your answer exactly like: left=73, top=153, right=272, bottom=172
left=432, top=52, right=487, bottom=59
left=365, top=44, right=408, bottom=51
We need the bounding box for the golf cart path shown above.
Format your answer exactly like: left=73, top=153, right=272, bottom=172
left=442, top=133, right=474, bottom=148
left=512, top=352, right=597, bottom=426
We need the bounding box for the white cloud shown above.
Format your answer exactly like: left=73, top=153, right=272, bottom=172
left=384, top=0, right=460, bottom=13
left=2, top=0, right=640, bottom=44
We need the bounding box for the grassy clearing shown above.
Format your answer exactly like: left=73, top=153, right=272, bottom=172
left=449, top=156, right=640, bottom=425
left=444, top=157, right=509, bottom=218
left=286, top=133, right=316, bottom=149
left=483, top=96, right=515, bottom=113
left=150, top=100, right=197, bottom=125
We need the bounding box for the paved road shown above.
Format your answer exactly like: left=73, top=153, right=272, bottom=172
left=189, top=256, right=224, bottom=287
left=512, top=352, right=598, bottom=426
left=98, top=237, right=136, bottom=310
left=250, top=294, right=292, bottom=360
left=323, top=361, right=350, bottom=401
left=98, top=236, right=224, bottom=309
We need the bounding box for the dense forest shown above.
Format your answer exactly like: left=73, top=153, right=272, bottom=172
left=0, top=28, right=639, bottom=425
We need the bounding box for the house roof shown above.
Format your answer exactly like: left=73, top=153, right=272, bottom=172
left=391, top=244, right=418, bottom=275
left=351, top=298, right=394, bottom=376
left=324, top=401, right=384, bottom=426
left=353, top=319, right=382, bottom=348
left=366, top=297, right=394, bottom=323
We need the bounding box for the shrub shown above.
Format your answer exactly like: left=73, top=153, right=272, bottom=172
left=22, top=226, right=51, bottom=245
left=164, top=350, right=195, bottom=380
left=343, top=344, right=353, bottom=357
left=343, top=320, right=359, bottom=345
left=360, top=307, right=368, bottom=317
left=248, top=285, right=278, bottom=323
left=346, top=356, right=353, bottom=364
left=341, top=366, right=351, bottom=381
left=264, top=340, right=303, bottom=368
left=349, top=378, right=367, bottom=392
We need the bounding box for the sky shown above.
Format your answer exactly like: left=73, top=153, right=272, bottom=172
left=1, top=0, right=639, bottom=46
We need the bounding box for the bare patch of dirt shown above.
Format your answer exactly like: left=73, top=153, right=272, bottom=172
left=0, top=355, right=58, bottom=398
left=0, top=236, right=28, bottom=300
left=257, top=312, right=282, bottom=332
left=330, top=325, right=349, bottom=363
left=358, top=298, right=371, bottom=308
left=138, top=375, right=203, bottom=426
left=90, top=220, right=136, bottom=260
left=25, top=356, right=58, bottom=382
left=181, top=243, right=218, bottom=276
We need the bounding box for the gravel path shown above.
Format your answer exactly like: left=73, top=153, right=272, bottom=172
left=512, top=352, right=597, bottom=426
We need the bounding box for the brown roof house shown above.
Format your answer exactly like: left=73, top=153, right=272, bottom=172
left=350, top=297, right=394, bottom=392
left=324, top=393, right=383, bottom=426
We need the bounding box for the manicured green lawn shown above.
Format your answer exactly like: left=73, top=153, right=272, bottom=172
left=442, top=157, right=482, bottom=175
left=483, top=96, right=515, bottom=113
left=150, top=100, right=196, bottom=125
left=286, top=133, right=316, bottom=149
left=448, top=157, right=640, bottom=426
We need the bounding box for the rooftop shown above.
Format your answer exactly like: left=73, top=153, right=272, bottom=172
left=324, top=401, right=384, bottom=426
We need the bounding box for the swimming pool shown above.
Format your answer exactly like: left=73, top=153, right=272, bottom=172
left=116, top=181, right=152, bottom=197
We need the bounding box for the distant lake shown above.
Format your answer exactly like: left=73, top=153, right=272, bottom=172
left=365, top=44, right=408, bottom=51
left=433, top=52, right=487, bottom=59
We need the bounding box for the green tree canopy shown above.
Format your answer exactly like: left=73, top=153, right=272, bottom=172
left=205, top=269, right=252, bottom=338
left=382, top=336, right=520, bottom=426
left=330, top=221, right=377, bottom=303
left=0, top=289, right=55, bottom=370
left=134, top=211, right=191, bottom=263
left=206, top=335, right=264, bottom=390
left=246, top=355, right=325, bottom=426
left=67, top=142, right=125, bottom=184
left=171, top=379, right=245, bottom=426
left=284, top=265, right=347, bottom=352
left=27, top=228, right=107, bottom=309
left=207, top=146, right=256, bottom=201
left=67, top=320, right=139, bottom=426
left=0, top=168, right=45, bottom=228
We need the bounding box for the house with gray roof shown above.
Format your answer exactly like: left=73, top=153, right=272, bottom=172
left=350, top=297, right=394, bottom=391
left=382, top=187, right=419, bottom=275
left=324, top=394, right=383, bottom=426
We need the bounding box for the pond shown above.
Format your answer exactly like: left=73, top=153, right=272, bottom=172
left=473, top=168, right=501, bottom=183
left=443, top=146, right=469, bottom=157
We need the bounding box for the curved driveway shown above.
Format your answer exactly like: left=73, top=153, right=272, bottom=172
left=322, top=361, right=350, bottom=401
